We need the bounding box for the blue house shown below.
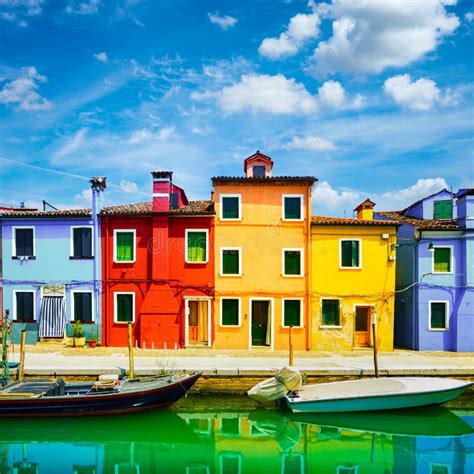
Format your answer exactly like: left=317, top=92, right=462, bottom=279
left=376, top=188, right=474, bottom=352
left=0, top=178, right=105, bottom=344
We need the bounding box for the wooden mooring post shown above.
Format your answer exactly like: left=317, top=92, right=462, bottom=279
left=18, top=329, right=26, bottom=381
left=288, top=325, right=294, bottom=367
left=128, top=323, right=134, bottom=380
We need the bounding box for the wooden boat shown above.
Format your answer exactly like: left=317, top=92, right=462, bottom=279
left=284, top=377, right=472, bottom=413
left=0, top=372, right=201, bottom=417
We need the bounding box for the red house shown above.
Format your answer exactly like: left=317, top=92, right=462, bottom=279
left=101, top=171, right=215, bottom=348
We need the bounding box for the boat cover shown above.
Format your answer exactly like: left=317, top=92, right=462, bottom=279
left=248, top=367, right=302, bottom=403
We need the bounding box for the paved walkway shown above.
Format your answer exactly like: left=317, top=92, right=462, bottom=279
left=9, top=347, right=474, bottom=376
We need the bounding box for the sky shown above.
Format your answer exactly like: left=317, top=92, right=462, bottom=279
left=0, top=0, right=473, bottom=216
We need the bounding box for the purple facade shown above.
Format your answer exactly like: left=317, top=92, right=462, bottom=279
left=376, top=188, right=474, bottom=352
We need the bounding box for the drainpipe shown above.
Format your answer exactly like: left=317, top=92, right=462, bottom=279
left=413, top=232, right=419, bottom=350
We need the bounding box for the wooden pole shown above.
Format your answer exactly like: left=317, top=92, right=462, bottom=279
left=372, top=312, right=379, bottom=378
left=128, top=323, right=134, bottom=380
left=18, top=329, right=26, bottom=381
left=288, top=325, right=294, bottom=367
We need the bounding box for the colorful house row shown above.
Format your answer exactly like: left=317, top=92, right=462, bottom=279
left=1, top=152, right=470, bottom=351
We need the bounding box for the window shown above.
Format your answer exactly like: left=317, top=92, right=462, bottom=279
left=322, top=299, right=340, bottom=327
left=186, top=230, right=208, bottom=263
left=221, top=248, right=241, bottom=275
left=114, top=293, right=135, bottom=323
left=282, top=454, right=304, bottom=474
left=283, top=249, right=303, bottom=276
left=337, top=467, right=359, bottom=474
left=14, top=291, right=35, bottom=321
left=71, top=227, right=93, bottom=258
left=430, top=464, right=450, bottom=474
left=283, top=195, right=303, bottom=221
left=221, top=418, right=240, bottom=436
left=72, top=292, right=93, bottom=323
left=283, top=299, right=302, bottom=327
left=114, top=230, right=135, bottom=263
left=433, top=200, right=453, bottom=219
left=430, top=301, right=448, bottom=330
left=253, top=166, right=266, bottom=178
left=220, top=195, right=241, bottom=220
left=433, top=247, right=452, bottom=273
left=221, top=298, right=240, bottom=326
left=13, top=227, right=34, bottom=258
left=340, top=240, right=361, bottom=268
left=220, top=454, right=241, bottom=474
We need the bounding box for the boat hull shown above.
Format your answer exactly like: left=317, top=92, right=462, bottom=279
left=0, top=373, right=201, bottom=417
left=285, top=381, right=471, bottom=413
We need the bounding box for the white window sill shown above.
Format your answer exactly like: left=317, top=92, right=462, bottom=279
left=219, top=218, right=242, bottom=222
left=282, top=325, right=303, bottom=329
left=219, top=274, right=242, bottom=277
left=185, top=261, right=209, bottom=264
left=429, top=328, right=449, bottom=331
left=432, top=272, right=453, bottom=275
left=282, top=274, right=304, bottom=278
left=320, top=325, right=343, bottom=329
left=114, top=320, right=135, bottom=324
left=219, top=324, right=241, bottom=328
left=113, top=260, right=136, bottom=264
left=339, top=266, right=362, bottom=270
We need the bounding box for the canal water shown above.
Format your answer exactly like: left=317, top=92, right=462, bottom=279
left=0, top=394, right=473, bottom=473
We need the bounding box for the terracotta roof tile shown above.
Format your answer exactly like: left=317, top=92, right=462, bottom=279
left=212, top=176, right=316, bottom=185
left=311, top=215, right=399, bottom=226
left=375, top=211, right=460, bottom=230
left=101, top=200, right=214, bottom=216
left=0, top=208, right=91, bottom=218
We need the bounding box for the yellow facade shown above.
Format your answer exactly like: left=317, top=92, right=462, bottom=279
left=311, top=221, right=397, bottom=351
left=213, top=158, right=314, bottom=351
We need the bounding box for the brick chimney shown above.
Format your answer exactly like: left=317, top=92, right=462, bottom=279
left=354, top=199, right=375, bottom=220
left=151, top=171, right=173, bottom=212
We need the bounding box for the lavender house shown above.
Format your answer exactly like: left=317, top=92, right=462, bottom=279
left=376, top=189, right=474, bottom=352
left=0, top=178, right=105, bottom=344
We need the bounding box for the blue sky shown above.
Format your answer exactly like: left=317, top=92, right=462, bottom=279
left=0, top=0, right=473, bottom=216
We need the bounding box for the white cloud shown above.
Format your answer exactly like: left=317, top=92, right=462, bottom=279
left=383, top=74, right=461, bottom=111
left=313, top=181, right=360, bottom=209
left=74, top=188, right=92, bottom=205
left=0, top=0, right=43, bottom=19
left=465, top=12, right=474, bottom=22
left=382, top=178, right=448, bottom=203
left=308, top=0, right=459, bottom=76
left=93, top=52, right=108, bottom=63
left=208, top=12, right=237, bottom=30
left=317, top=80, right=346, bottom=109
left=66, top=0, right=100, bottom=15
left=119, top=179, right=138, bottom=193
left=259, top=12, right=320, bottom=59
left=192, top=74, right=318, bottom=115
left=283, top=135, right=336, bottom=151
left=0, top=66, right=52, bottom=111
left=126, top=126, right=175, bottom=144
left=53, top=128, right=88, bottom=159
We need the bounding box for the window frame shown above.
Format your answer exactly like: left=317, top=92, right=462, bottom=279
left=71, top=290, right=94, bottom=323
left=219, top=453, right=242, bottom=474
left=282, top=248, right=304, bottom=277
left=219, top=194, right=242, bottom=221
left=220, top=297, right=241, bottom=327
left=282, top=194, right=304, bottom=222
left=428, top=300, right=449, bottom=331
left=70, top=225, right=94, bottom=259
left=113, top=292, right=136, bottom=324
left=220, top=247, right=242, bottom=276
left=432, top=245, right=454, bottom=274
left=185, top=229, right=209, bottom=264
left=433, top=199, right=453, bottom=220
left=282, top=298, right=304, bottom=328
left=339, top=238, right=362, bottom=270
left=113, top=229, right=136, bottom=264
left=12, top=226, right=36, bottom=258
left=13, top=290, right=36, bottom=322
left=320, top=298, right=342, bottom=329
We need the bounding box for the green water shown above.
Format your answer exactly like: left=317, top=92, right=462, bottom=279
left=0, top=395, right=473, bottom=474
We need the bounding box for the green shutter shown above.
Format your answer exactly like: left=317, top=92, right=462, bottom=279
left=351, top=240, right=359, bottom=267
left=222, top=299, right=239, bottom=325
left=434, top=248, right=451, bottom=272
left=74, top=293, right=92, bottom=322
left=341, top=240, right=359, bottom=267
left=322, top=300, right=340, bottom=326
left=187, top=232, right=207, bottom=262
left=116, top=232, right=134, bottom=262
left=284, top=197, right=301, bottom=220
left=117, top=294, right=133, bottom=322
left=284, top=251, right=301, bottom=275
left=222, top=197, right=240, bottom=219
left=284, top=300, right=301, bottom=327
left=222, top=250, right=239, bottom=274
left=434, top=200, right=453, bottom=219
left=430, top=302, right=447, bottom=329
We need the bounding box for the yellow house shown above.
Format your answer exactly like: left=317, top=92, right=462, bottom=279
left=212, top=151, right=316, bottom=351
left=311, top=200, right=399, bottom=351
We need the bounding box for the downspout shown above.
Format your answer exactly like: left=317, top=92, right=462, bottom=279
left=305, top=186, right=312, bottom=351
left=413, top=231, right=419, bottom=350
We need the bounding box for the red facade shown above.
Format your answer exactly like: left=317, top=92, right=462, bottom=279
left=101, top=172, right=214, bottom=348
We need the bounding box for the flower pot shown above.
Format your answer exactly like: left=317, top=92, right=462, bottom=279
left=88, top=340, right=97, bottom=348
left=74, top=337, right=86, bottom=348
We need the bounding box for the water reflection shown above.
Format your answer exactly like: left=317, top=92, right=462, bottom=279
left=0, top=402, right=472, bottom=473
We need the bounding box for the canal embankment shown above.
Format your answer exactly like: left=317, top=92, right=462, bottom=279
left=8, top=346, right=474, bottom=394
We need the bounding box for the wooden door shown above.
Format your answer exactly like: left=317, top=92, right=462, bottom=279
left=188, top=301, right=199, bottom=343
left=354, top=307, right=370, bottom=347
left=252, top=301, right=269, bottom=346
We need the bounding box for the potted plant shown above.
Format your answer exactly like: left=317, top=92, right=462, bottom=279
left=88, top=327, right=98, bottom=348
left=72, top=321, right=86, bottom=348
